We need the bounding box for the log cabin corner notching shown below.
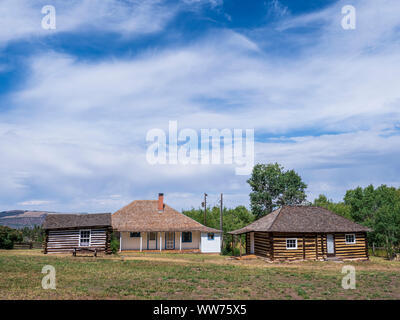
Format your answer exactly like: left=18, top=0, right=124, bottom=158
left=229, top=206, right=371, bottom=261
left=43, top=213, right=112, bottom=254
left=112, top=193, right=222, bottom=253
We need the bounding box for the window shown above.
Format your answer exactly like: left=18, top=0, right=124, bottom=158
left=149, top=232, right=156, bottom=241
left=207, top=233, right=214, bottom=240
left=80, top=230, right=91, bottom=247
left=130, top=232, right=140, bottom=238
left=345, top=234, right=356, bottom=244
left=182, top=232, right=192, bottom=243
left=286, top=238, right=297, bottom=249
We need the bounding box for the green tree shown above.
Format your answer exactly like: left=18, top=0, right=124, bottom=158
left=373, top=204, right=400, bottom=259
left=0, top=226, right=23, bottom=249
left=247, top=163, right=307, bottom=218
left=344, top=184, right=400, bottom=258
left=20, top=225, right=45, bottom=243
left=313, top=194, right=352, bottom=220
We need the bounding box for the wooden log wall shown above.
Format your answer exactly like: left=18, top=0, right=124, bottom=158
left=254, top=232, right=271, bottom=258
left=317, top=234, right=327, bottom=260
left=247, top=232, right=368, bottom=261
left=334, top=232, right=368, bottom=259
left=246, top=233, right=250, bottom=254
left=45, top=227, right=112, bottom=254
left=303, top=234, right=317, bottom=260
left=272, top=233, right=304, bottom=261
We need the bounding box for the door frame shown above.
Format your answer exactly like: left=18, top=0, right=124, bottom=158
left=147, top=232, right=157, bottom=250
left=165, top=232, right=175, bottom=250
left=250, top=232, right=255, bottom=254
left=326, top=233, right=335, bottom=257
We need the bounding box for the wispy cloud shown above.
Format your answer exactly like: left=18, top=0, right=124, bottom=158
left=0, top=0, right=220, bottom=46
left=17, top=200, right=54, bottom=206
left=0, top=0, right=399, bottom=211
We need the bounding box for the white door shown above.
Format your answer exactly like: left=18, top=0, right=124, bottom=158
left=166, top=232, right=175, bottom=249
left=148, top=232, right=157, bottom=250
left=250, top=232, right=255, bottom=254
left=327, top=234, right=334, bottom=255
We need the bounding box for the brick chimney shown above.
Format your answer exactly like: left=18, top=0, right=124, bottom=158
left=158, top=193, right=164, bottom=212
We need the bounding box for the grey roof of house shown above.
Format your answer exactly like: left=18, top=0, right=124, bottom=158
left=229, top=206, right=371, bottom=234
left=43, top=213, right=112, bottom=230
left=112, top=200, right=222, bottom=233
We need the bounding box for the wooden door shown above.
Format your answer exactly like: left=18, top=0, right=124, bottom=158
left=148, top=232, right=157, bottom=249
left=165, top=232, right=175, bottom=249
left=327, top=234, right=335, bottom=256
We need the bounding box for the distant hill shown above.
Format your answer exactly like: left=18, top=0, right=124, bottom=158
left=0, top=210, right=50, bottom=229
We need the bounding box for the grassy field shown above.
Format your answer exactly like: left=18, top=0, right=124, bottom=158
left=0, top=250, right=399, bottom=300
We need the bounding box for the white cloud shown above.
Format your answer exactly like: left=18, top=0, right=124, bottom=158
left=18, top=200, right=53, bottom=206
left=0, top=0, right=214, bottom=46
left=0, top=0, right=400, bottom=211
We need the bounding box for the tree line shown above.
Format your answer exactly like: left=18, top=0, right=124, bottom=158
left=0, top=225, right=44, bottom=249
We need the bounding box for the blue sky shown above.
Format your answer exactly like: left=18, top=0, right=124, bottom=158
left=0, top=0, right=399, bottom=212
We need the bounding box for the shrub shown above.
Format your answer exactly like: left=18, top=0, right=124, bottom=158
left=0, top=226, right=23, bottom=249
left=110, top=233, right=120, bottom=254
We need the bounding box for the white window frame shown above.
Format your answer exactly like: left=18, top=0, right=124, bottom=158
left=345, top=233, right=356, bottom=244
left=207, top=233, right=215, bottom=240
left=79, top=229, right=91, bottom=247
left=286, top=238, right=298, bottom=250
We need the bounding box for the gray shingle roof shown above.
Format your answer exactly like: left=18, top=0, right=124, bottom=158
left=112, top=200, right=222, bottom=233
left=43, top=213, right=111, bottom=230
left=229, top=206, right=371, bottom=234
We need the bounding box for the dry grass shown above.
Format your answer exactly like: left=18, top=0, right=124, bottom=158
left=0, top=250, right=399, bottom=300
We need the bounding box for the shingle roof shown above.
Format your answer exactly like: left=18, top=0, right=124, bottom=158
left=229, top=206, right=371, bottom=234
left=43, top=213, right=111, bottom=230
left=112, top=200, right=221, bottom=233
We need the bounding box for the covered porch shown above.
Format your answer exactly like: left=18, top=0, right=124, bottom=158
left=119, top=231, right=201, bottom=252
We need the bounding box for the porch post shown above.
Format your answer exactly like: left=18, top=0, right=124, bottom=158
left=240, top=234, right=242, bottom=257
left=119, top=232, right=122, bottom=252
left=140, top=233, right=143, bottom=252
left=160, top=232, right=162, bottom=252
left=180, top=232, right=182, bottom=251
left=233, top=235, right=235, bottom=256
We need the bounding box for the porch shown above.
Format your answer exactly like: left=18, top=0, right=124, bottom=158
left=118, top=249, right=201, bottom=254
left=119, top=231, right=201, bottom=252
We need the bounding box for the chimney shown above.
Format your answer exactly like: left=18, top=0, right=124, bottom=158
left=158, top=193, right=164, bottom=212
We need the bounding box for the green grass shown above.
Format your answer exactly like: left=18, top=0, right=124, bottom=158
left=0, top=250, right=399, bottom=299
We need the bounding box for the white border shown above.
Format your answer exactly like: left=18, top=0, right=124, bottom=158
left=79, top=229, right=91, bottom=247
left=286, top=238, right=298, bottom=250
left=345, top=233, right=356, bottom=244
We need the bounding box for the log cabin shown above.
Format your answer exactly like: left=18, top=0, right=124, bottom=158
left=112, top=193, right=222, bottom=253
left=43, top=213, right=112, bottom=254
left=229, top=206, right=371, bottom=261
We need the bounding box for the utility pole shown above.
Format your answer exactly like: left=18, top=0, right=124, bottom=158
left=202, top=193, right=208, bottom=225
left=220, top=193, right=223, bottom=231
left=220, top=193, right=223, bottom=250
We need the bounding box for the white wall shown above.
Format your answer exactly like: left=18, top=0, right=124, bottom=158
left=121, top=232, right=147, bottom=250
left=120, top=231, right=202, bottom=250
left=178, top=231, right=200, bottom=249
left=200, top=232, right=221, bottom=253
